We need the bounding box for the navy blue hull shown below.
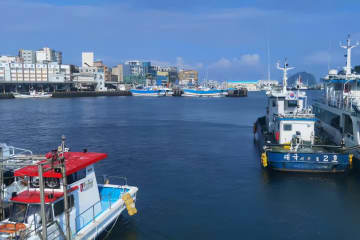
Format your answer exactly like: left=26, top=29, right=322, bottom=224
left=267, top=152, right=350, bottom=173
left=254, top=117, right=351, bottom=173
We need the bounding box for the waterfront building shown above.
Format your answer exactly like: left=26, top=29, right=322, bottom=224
left=227, top=80, right=259, bottom=91
left=178, top=70, right=198, bottom=86
left=156, top=71, right=169, bottom=86
left=257, top=80, right=279, bottom=90
left=111, top=64, right=124, bottom=83
left=0, top=62, right=71, bottom=83
left=82, top=52, right=94, bottom=67
left=94, top=60, right=111, bottom=82
left=73, top=66, right=106, bottom=91
left=123, top=60, right=151, bottom=85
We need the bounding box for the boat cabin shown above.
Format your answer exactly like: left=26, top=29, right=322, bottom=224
left=266, top=90, right=315, bottom=145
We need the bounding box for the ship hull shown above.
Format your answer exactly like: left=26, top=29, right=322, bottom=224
left=254, top=116, right=351, bottom=173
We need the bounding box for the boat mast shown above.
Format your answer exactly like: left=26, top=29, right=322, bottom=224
left=340, top=34, right=359, bottom=76
left=267, top=41, right=271, bottom=82
left=277, top=59, right=294, bottom=92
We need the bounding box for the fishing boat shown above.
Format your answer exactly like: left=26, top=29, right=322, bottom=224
left=130, top=86, right=162, bottom=96
left=293, top=75, right=308, bottom=90
left=182, top=87, right=225, bottom=97
left=254, top=60, right=353, bottom=172
left=13, top=90, right=52, bottom=99
left=313, top=35, right=360, bottom=167
left=0, top=138, right=138, bottom=240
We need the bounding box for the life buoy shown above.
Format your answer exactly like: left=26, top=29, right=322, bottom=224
left=0, top=223, right=26, bottom=234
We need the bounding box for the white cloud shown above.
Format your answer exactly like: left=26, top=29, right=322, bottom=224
left=239, top=54, right=260, bottom=66
left=209, top=54, right=260, bottom=69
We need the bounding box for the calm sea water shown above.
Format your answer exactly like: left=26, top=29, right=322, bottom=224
left=1, top=91, right=360, bottom=240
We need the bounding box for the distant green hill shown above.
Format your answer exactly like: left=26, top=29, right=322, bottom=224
left=288, top=72, right=317, bottom=87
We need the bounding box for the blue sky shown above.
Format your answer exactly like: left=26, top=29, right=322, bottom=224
left=1, top=0, right=360, bottom=82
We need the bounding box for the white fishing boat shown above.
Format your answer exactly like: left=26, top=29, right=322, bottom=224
left=0, top=138, right=138, bottom=240
left=13, top=90, right=52, bottom=99
left=313, top=35, right=360, bottom=163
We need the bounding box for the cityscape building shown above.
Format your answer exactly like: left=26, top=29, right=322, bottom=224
left=111, top=64, right=124, bottom=83
left=82, top=52, right=94, bottom=67
left=178, top=70, right=198, bottom=86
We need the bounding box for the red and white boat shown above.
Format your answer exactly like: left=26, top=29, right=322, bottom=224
left=0, top=143, right=138, bottom=240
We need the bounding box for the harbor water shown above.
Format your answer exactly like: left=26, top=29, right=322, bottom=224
left=1, top=91, right=360, bottom=239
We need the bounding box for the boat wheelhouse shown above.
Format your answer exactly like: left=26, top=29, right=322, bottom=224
left=313, top=35, right=360, bottom=162
left=254, top=60, right=352, bottom=172
left=0, top=141, right=138, bottom=240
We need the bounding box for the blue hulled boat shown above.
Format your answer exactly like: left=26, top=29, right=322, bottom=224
left=254, top=60, right=353, bottom=172
left=182, top=88, right=225, bottom=97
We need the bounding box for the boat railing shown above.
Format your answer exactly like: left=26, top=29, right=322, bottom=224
left=75, top=200, right=102, bottom=233
left=97, top=175, right=128, bottom=186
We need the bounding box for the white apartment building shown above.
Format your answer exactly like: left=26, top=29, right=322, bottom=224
left=18, top=50, right=36, bottom=64
left=82, top=52, right=94, bottom=67
left=0, top=56, right=20, bottom=63
left=19, top=48, right=62, bottom=64
left=0, top=62, right=71, bottom=83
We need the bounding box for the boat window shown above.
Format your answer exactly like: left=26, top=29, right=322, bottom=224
left=25, top=204, right=52, bottom=228
left=283, top=124, right=292, bottom=131
left=54, top=195, right=75, bottom=217
left=8, top=203, right=27, bottom=223
left=343, top=114, right=353, bottom=135
left=67, top=169, right=86, bottom=185
left=287, top=100, right=298, bottom=107
left=272, top=100, right=276, bottom=107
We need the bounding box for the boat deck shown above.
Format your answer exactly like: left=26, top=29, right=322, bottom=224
left=76, top=185, right=130, bottom=235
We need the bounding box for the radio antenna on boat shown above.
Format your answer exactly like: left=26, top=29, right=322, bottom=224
left=277, top=59, right=294, bottom=92
left=340, top=34, right=359, bottom=76
left=267, top=40, right=271, bottom=81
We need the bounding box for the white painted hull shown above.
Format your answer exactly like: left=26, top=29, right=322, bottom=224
left=131, top=93, right=162, bottom=97
left=182, top=92, right=224, bottom=97
left=75, top=185, right=138, bottom=240
left=13, top=93, right=52, bottom=98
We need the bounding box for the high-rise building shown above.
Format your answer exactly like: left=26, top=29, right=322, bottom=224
left=18, top=50, right=36, bottom=64
left=19, top=47, right=61, bottom=64
left=178, top=70, right=198, bottom=86
left=35, top=47, right=62, bottom=64
left=82, top=52, right=94, bottom=67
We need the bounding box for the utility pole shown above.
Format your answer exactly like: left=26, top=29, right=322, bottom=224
left=60, top=135, right=71, bottom=240
left=38, top=163, right=47, bottom=239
